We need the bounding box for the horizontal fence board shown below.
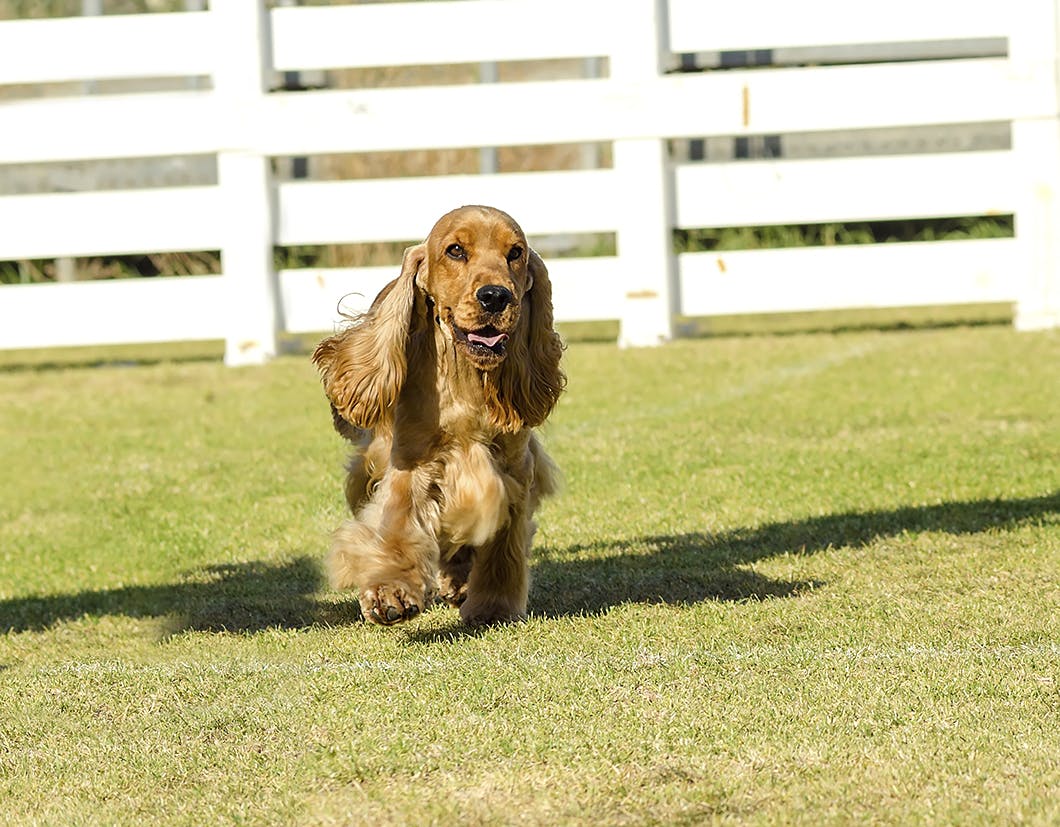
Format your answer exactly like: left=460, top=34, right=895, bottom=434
left=0, top=187, right=223, bottom=260
left=279, top=266, right=394, bottom=334
left=280, top=256, right=620, bottom=333
left=668, top=0, right=1016, bottom=53
left=256, top=60, right=1048, bottom=157
left=548, top=257, right=623, bottom=323
left=674, top=152, right=1017, bottom=229
left=657, top=58, right=1051, bottom=137
left=2, top=60, right=1047, bottom=164
left=277, top=170, right=620, bottom=246
left=678, top=238, right=1018, bottom=316
left=0, top=12, right=213, bottom=86
left=282, top=240, right=1018, bottom=329
left=0, top=2, right=1023, bottom=87
left=271, top=0, right=612, bottom=71
left=0, top=276, right=226, bottom=350
left=257, top=81, right=614, bottom=155
left=0, top=92, right=220, bottom=164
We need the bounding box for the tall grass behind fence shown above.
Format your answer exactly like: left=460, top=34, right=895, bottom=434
left=0, top=0, right=1058, bottom=364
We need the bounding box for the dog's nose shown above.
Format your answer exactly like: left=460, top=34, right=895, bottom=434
left=476, top=284, right=514, bottom=313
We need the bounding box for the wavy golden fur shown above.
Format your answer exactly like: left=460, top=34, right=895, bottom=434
left=313, top=206, right=565, bottom=626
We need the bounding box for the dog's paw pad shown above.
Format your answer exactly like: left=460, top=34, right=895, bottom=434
left=360, top=583, right=423, bottom=626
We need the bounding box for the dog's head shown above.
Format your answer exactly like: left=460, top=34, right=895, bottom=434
left=421, top=205, right=532, bottom=370
left=313, top=205, right=565, bottom=433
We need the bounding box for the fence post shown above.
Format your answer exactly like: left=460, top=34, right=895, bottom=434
left=611, top=0, right=676, bottom=347
left=1012, top=1, right=1060, bottom=331
left=212, top=0, right=281, bottom=365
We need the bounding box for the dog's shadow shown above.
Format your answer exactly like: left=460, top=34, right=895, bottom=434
left=2, top=491, right=1056, bottom=639
left=0, top=557, right=360, bottom=638
left=414, top=490, right=1059, bottom=641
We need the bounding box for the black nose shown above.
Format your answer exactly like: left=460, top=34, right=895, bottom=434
left=476, top=284, right=514, bottom=313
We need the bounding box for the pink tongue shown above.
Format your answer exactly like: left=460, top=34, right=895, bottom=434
left=467, top=331, right=508, bottom=348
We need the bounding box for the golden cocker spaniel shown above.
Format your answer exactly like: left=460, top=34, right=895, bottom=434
left=313, top=205, right=566, bottom=626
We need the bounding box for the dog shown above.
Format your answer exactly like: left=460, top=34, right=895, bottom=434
left=313, top=205, right=565, bottom=626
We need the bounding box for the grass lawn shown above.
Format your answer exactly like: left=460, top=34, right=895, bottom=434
left=1, top=324, right=1058, bottom=825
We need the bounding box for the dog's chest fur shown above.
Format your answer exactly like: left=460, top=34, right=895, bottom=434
left=435, top=439, right=514, bottom=551
left=390, top=350, right=532, bottom=555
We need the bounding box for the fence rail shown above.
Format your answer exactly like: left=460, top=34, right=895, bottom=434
left=1, top=0, right=1058, bottom=363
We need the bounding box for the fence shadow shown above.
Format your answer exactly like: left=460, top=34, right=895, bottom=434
left=3, top=491, right=1055, bottom=639
left=0, top=557, right=361, bottom=637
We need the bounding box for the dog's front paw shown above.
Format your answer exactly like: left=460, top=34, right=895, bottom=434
left=359, top=583, right=425, bottom=626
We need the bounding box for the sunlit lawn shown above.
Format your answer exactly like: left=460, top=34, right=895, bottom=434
left=1, top=323, right=1057, bottom=825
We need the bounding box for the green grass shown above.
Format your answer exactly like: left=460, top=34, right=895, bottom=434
left=673, top=215, right=1015, bottom=254
left=1, top=325, right=1058, bottom=825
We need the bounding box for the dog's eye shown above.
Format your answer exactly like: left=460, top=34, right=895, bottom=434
left=446, top=244, right=466, bottom=261
left=506, top=245, right=523, bottom=263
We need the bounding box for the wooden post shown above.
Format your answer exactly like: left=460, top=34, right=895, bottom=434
left=212, top=0, right=281, bottom=365
left=611, top=0, right=676, bottom=347
left=1012, top=1, right=1060, bottom=331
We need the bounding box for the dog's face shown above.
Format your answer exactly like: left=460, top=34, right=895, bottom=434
left=314, top=204, right=563, bottom=434
left=419, top=205, right=532, bottom=370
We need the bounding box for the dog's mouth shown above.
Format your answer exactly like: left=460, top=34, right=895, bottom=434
left=451, top=324, right=510, bottom=361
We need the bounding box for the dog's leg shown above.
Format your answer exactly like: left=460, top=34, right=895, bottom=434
left=456, top=435, right=558, bottom=626
left=438, top=545, right=472, bottom=607
left=342, top=434, right=389, bottom=513
left=459, top=505, right=532, bottom=626
left=329, top=468, right=440, bottom=625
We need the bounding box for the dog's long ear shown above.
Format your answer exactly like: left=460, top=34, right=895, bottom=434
left=312, top=243, right=427, bottom=430
left=492, top=249, right=566, bottom=431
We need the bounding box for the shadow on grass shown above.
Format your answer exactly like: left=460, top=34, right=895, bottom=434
left=0, top=557, right=361, bottom=637
left=528, top=490, right=1059, bottom=618
left=2, top=491, right=1056, bottom=637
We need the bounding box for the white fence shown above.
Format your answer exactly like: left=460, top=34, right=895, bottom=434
left=1, top=0, right=1059, bottom=364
